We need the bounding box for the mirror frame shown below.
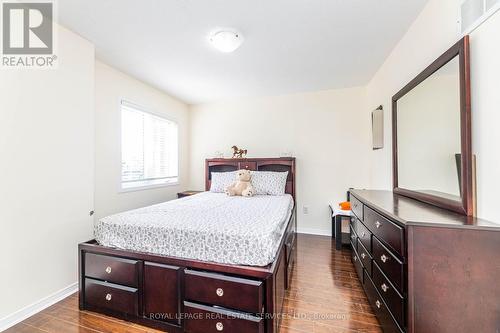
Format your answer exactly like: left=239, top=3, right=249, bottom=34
left=392, top=36, right=473, bottom=216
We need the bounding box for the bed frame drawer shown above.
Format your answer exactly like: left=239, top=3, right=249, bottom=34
left=84, top=278, right=138, bottom=316
left=85, top=253, right=140, bottom=287
left=185, top=270, right=263, bottom=314
left=285, top=228, right=296, bottom=265
left=184, top=301, right=264, bottom=333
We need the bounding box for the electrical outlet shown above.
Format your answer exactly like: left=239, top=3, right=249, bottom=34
left=303, top=206, right=309, bottom=215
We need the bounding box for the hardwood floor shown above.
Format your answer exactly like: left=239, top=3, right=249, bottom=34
left=5, top=234, right=381, bottom=333
left=280, top=234, right=382, bottom=333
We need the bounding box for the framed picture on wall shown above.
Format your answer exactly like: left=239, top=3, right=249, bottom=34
left=372, top=105, right=384, bottom=150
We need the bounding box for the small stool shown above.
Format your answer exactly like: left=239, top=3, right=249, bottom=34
left=329, top=205, right=353, bottom=250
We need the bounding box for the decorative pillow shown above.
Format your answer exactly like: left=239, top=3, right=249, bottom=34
left=251, top=171, right=289, bottom=195
left=210, top=171, right=237, bottom=193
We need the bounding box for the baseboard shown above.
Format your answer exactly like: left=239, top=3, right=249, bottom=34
left=297, top=227, right=331, bottom=237
left=0, top=282, right=78, bottom=332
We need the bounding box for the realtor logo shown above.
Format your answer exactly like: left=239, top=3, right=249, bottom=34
left=1, top=1, right=56, bottom=68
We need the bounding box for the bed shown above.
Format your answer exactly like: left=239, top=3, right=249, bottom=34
left=95, top=192, right=294, bottom=266
left=78, top=157, right=296, bottom=333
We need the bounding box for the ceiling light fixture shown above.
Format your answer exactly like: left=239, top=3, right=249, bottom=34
left=209, top=29, right=244, bottom=53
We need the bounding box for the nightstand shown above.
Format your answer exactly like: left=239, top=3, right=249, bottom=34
left=328, top=204, right=353, bottom=250
left=177, top=190, right=203, bottom=198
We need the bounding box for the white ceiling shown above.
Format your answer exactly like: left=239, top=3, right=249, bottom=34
left=58, top=0, right=428, bottom=105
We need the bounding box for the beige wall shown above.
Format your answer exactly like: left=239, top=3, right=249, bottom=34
left=189, top=87, right=372, bottom=235
left=366, top=0, right=500, bottom=222
left=0, top=26, right=95, bottom=323
left=94, top=61, right=190, bottom=220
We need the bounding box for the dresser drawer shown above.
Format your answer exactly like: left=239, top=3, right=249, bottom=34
left=373, top=237, right=404, bottom=293
left=349, top=215, right=357, bottom=231
left=356, top=220, right=372, bottom=253
left=185, top=270, right=263, bottom=314
left=351, top=248, right=364, bottom=284
left=351, top=195, right=363, bottom=220
left=239, top=161, right=257, bottom=170
left=364, top=206, right=404, bottom=256
left=363, top=272, right=403, bottom=333
left=373, top=262, right=405, bottom=328
left=349, top=225, right=358, bottom=252
left=85, top=253, right=139, bottom=287
left=84, top=278, right=138, bottom=316
left=357, top=238, right=372, bottom=277
left=184, top=301, right=264, bottom=333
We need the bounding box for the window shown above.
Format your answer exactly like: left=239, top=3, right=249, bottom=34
left=461, top=0, right=500, bottom=33
left=121, top=101, right=178, bottom=190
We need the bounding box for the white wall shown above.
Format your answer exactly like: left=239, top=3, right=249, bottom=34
left=94, top=61, right=190, bottom=220
left=0, top=26, right=95, bottom=323
left=189, top=87, right=372, bottom=235
left=469, top=9, right=500, bottom=222
left=366, top=0, right=500, bottom=222
left=366, top=0, right=463, bottom=190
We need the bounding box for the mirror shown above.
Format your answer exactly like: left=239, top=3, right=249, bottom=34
left=392, top=37, right=473, bottom=216
left=397, top=57, right=461, bottom=198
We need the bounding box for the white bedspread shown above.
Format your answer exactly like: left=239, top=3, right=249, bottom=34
left=94, top=192, right=294, bottom=266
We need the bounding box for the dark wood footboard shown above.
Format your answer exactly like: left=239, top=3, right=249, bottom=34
left=79, top=207, right=296, bottom=333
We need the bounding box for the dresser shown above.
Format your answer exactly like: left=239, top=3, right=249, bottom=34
left=349, top=189, right=500, bottom=333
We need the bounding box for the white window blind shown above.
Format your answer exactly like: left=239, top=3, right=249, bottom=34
left=121, top=101, right=178, bottom=189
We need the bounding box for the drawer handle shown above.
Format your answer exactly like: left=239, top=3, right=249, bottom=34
left=216, top=322, right=224, bottom=331
left=351, top=217, right=355, bottom=223
left=375, top=300, right=381, bottom=308
left=361, top=253, right=366, bottom=259
left=381, top=283, right=389, bottom=292
left=353, top=256, right=357, bottom=261
left=105, top=293, right=112, bottom=301
left=216, top=288, right=224, bottom=297
left=361, top=232, right=366, bottom=237
left=105, top=266, right=112, bottom=274
left=375, top=221, right=382, bottom=228
left=380, top=254, right=388, bottom=263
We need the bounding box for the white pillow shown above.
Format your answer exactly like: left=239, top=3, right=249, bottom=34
left=210, top=171, right=237, bottom=192
left=251, top=171, right=289, bottom=195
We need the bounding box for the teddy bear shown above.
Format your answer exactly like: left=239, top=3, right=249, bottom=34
left=225, top=169, right=255, bottom=197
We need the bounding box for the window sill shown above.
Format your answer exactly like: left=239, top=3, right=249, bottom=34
left=119, top=181, right=180, bottom=193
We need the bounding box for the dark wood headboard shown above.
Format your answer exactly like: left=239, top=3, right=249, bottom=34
left=205, top=157, right=296, bottom=199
